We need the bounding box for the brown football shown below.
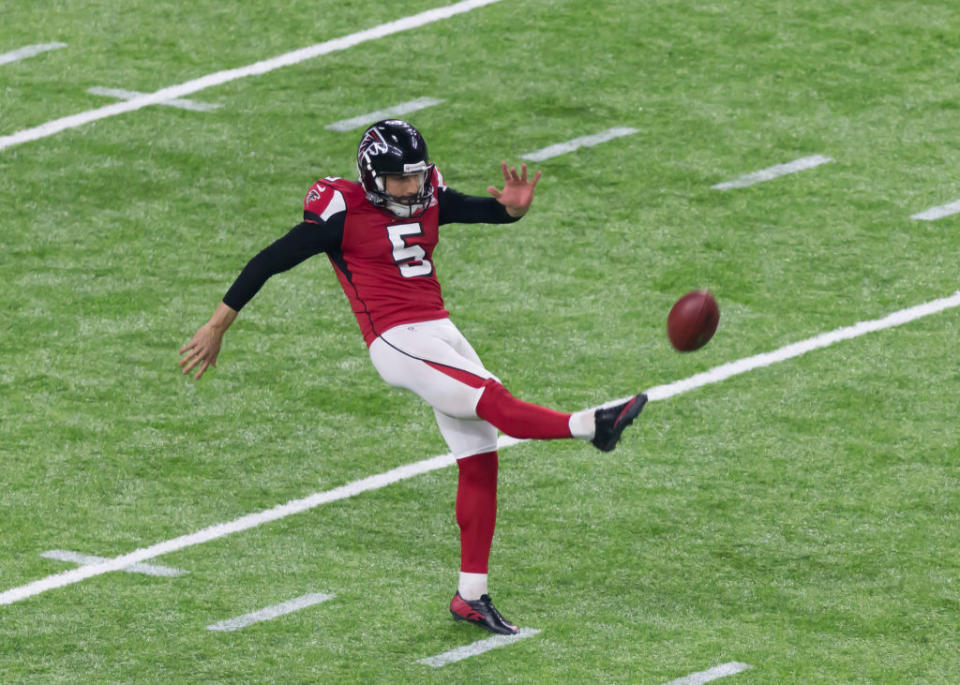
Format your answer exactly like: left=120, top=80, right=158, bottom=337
left=667, top=290, right=719, bottom=351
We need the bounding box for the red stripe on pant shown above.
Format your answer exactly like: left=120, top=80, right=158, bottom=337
left=425, top=360, right=486, bottom=388
left=457, top=451, right=498, bottom=573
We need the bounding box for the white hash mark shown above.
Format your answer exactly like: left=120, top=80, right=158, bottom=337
left=417, top=628, right=541, bottom=667
left=712, top=154, right=833, bottom=189
left=206, top=593, right=335, bottom=631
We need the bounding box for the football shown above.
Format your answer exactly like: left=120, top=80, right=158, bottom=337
left=667, top=290, right=720, bottom=351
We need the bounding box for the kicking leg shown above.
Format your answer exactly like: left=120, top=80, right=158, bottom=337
left=476, top=378, right=581, bottom=440
left=475, top=379, right=647, bottom=452
left=370, top=319, right=646, bottom=451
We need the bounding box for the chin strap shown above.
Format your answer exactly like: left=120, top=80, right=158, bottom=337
left=385, top=200, right=428, bottom=218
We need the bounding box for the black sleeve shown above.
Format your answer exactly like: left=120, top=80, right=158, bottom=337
left=222, top=216, right=344, bottom=311
left=437, top=186, right=521, bottom=226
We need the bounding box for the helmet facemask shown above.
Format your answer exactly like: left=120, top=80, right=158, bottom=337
left=379, top=166, right=433, bottom=218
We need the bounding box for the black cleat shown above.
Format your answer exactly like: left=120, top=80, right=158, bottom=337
left=450, top=592, right=519, bottom=635
left=592, top=393, right=647, bottom=452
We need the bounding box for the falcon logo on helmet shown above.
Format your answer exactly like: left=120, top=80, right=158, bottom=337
left=357, top=119, right=435, bottom=218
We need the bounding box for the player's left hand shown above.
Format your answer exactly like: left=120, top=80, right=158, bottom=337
left=487, top=162, right=541, bottom=217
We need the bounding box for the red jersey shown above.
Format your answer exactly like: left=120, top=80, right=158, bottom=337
left=222, top=168, right=517, bottom=346
left=303, top=170, right=448, bottom=345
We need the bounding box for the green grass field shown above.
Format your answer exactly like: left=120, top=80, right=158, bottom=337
left=2, top=0, right=959, bottom=682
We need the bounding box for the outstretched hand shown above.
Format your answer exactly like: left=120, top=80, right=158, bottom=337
left=487, top=162, right=542, bottom=217
left=178, top=324, right=223, bottom=380
left=178, top=301, right=238, bottom=380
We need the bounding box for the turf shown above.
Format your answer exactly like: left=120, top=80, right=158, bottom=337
left=2, top=0, right=959, bottom=682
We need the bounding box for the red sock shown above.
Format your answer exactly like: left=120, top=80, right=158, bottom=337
left=456, top=451, right=498, bottom=574
left=475, top=379, right=573, bottom=440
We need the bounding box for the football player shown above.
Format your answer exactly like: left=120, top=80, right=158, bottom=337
left=179, top=119, right=646, bottom=635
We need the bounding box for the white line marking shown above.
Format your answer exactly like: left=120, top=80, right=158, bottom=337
left=0, top=0, right=501, bottom=152
left=712, top=154, right=833, bottom=189
left=644, top=289, right=960, bottom=403
left=1, top=450, right=460, bottom=605
left=0, top=42, right=67, bottom=66
left=40, top=549, right=187, bottom=577
left=325, top=97, right=445, bottom=131
left=663, top=662, right=753, bottom=685
left=417, top=627, right=541, bottom=667
left=87, top=87, right=222, bottom=112
left=206, top=593, right=334, bottom=631
left=911, top=198, right=960, bottom=221
left=520, top=127, right=639, bottom=162
left=2, top=290, right=959, bottom=606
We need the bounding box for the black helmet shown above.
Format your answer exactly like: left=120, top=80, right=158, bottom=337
left=357, top=119, right=435, bottom=218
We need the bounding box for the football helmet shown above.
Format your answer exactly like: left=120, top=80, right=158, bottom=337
left=357, top=119, right=435, bottom=218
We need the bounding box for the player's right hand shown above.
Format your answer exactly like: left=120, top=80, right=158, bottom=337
left=178, top=325, right=223, bottom=380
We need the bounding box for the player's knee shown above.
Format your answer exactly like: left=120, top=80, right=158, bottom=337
left=477, top=379, right=509, bottom=409
left=457, top=450, right=498, bottom=488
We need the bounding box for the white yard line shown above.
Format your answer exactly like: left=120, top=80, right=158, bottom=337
left=0, top=42, right=66, bottom=66
left=206, top=593, right=334, bottom=631
left=417, top=627, right=541, bottom=667
left=662, top=662, right=753, bottom=685
left=520, top=127, right=639, bottom=162
left=325, top=97, right=445, bottom=131
left=0, top=0, right=502, bottom=152
left=87, top=87, right=222, bottom=112
left=643, top=289, right=960, bottom=403
left=712, top=154, right=833, bottom=190
left=2, top=292, right=959, bottom=606
left=0, top=450, right=461, bottom=605
left=911, top=198, right=960, bottom=221
left=41, top=549, right=187, bottom=577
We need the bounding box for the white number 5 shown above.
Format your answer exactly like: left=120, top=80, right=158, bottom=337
left=387, top=223, right=433, bottom=278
